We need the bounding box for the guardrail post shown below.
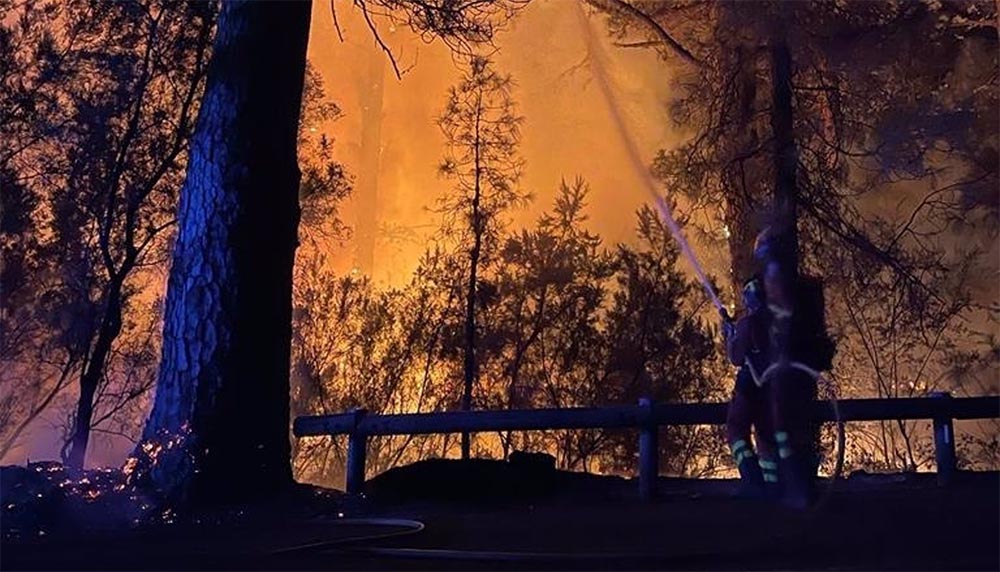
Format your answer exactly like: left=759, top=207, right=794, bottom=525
left=346, top=408, right=368, bottom=494
left=931, top=392, right=956, bottom=486
left=638, top=398, right=658, bottom=501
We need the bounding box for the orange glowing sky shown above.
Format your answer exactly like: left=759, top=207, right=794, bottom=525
left=305, top=0, right=711, bottom=287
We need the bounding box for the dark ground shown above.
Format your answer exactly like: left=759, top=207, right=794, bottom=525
left=2, top=460, right=998, bottom=571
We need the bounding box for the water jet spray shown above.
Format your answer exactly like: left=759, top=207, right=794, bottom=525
left=574, top=4, right=725, bottom=314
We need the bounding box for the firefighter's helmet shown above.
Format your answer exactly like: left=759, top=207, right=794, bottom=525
left=742, top=277, right=764, bottom=312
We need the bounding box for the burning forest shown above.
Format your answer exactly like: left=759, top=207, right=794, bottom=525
left=1, top=0, right=998, bottom=570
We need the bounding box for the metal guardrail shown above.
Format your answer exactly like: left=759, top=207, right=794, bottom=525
left=293, top=393, right=1000, bottom=497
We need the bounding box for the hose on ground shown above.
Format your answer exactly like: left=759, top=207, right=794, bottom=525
left=269, top=517, right=788, bottom=564
left=269, top=517, right=424, bottom=555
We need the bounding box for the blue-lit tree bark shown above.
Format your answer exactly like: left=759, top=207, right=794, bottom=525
left=138, top=0, right=311, bottom=503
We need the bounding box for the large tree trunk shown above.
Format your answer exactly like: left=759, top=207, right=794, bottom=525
left=769, top=28, right=827, bottom=477
left=139, top=0, right=311, bottom=504
left=721, top=42, right=764, bottom=302
left=768, top=32, right=800, bottom=278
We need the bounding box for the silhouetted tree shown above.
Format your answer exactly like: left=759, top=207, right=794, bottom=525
left=59, top=0, right=215, bottom=470
left=291, top=252, right=461, bottom=486
left=482, top=178, right=613, bottom=458
left=287, top=62, right=354, bottom=485
left=0, top=0, right=214, bottom=466
left=297, top=63, right=351, bottom=248
left=602, top=205, right=726, bottom=476
left=290, top=177, right=730, bottom=483
left=436, top=56, right=527, bottom=459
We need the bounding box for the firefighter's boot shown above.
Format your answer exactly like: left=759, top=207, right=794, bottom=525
left=758, top=457, right=781, bottom=501
left=731, top=439, right=765, bottom=499
left=776, top=431, right=814, bottom=509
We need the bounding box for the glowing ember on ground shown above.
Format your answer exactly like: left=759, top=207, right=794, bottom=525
left=122, top=457, right=139, bottom=478
left=2, top=463, right=173, bottom=541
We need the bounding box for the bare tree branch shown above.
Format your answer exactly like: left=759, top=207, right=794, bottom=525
left=330, top=0, right=346, bottom=42
left=583, top=0, right=700, bottom=64
left=356, top=0, right=406, bottom=79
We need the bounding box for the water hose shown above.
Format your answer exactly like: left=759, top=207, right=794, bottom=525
left=269, top=517, right=425, bottom=555
left=269, top=517, right=789, bottom=564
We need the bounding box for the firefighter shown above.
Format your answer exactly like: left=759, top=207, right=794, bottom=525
left=754, top=227, right=835, bottom=509
left=722, top=277, right=779, bottom=498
